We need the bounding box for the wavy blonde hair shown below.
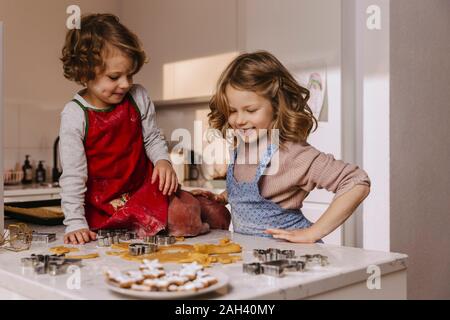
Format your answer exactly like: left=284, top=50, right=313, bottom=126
left=61, top=13, right=147, bottom=86
left=209, top=51, right=317, bottom=146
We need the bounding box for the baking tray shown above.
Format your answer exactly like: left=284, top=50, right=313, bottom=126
left=4, top=200, right=64, bottom=225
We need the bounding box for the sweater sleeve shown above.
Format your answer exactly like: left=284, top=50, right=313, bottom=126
left=295, top=144, right=371, bottom=199
left=59, top=102, right=89, bottom=234
left=129, top=84, right=171, bottom=165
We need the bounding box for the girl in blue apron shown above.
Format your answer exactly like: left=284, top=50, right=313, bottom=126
left=194, top=51, right=370, bottom=243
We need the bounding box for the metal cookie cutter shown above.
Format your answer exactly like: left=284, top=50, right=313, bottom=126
left=143, top=235, right=157, bottom=244
left=260, top=260, right=287, bottom=277
left=243, top=260, right=306, bottom=277
left=253, top=248, right=296, bottom=262
left=144, top=235, right=176, bottom=246
left=96, top=229, right=112, bottom=237
left=119, top=231, right=137, bottom=241
left=32, top=232, right=56, bottom=244
left=97, top=234, right=120, bottom=247
left=97, top=229, right=136, bottom=242
left=282, top=260, right=306, bottom=272
left=299, top=254, right=329, bottom=267
left=129, top=243, right=158, bottom=256
left=243, top=262, right=263, bottom=275
left=21, top=254, right=82, bottom=276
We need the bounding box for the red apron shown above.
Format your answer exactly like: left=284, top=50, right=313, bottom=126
left=72, top=94, right=168, bottom=236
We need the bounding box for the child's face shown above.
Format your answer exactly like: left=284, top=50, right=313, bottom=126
left=226, top=85, right=274, bottom=144
left=85, top=48, right=134, bottom=108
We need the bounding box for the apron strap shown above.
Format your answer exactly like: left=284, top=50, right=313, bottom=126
left=229, top=142, right=279, bottom=183
left=72, top=99, right=89, bottom=143
left=255, top=143, right=278, bottom=181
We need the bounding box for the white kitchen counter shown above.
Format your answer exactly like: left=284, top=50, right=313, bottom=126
left=0, top=221, right=407, bottom=300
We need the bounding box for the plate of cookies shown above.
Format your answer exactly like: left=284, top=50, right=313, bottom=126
left=104, top=260, right=229, bottom=299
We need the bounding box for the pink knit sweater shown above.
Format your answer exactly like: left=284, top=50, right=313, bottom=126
left=233, top=141, right=370, bottom=209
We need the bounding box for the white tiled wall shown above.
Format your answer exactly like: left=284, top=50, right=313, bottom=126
left=3, top=103, right=60, bottom=177
left=3, top=99, right=209, bottom=179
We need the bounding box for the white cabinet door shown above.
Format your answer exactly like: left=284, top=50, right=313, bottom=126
left=302, top=202, right=343, bottom=246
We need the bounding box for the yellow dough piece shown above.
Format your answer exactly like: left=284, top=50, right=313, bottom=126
left=50, top=246, right=80, bottom=255
left=193, top=242, right=242, bottom=255
left=119, top=251, right=213, bottom=266
left=109, top=238, right=242, bottom=266
left=65, top=253, right=100, bottom=260
left=111, top=243, right=130, bottom=251
left=210, top=254, right=242, bottom=264
left=105, top=251, right=125, bottom=256
left=219, top=238, right=231, bottom=245
left=157, top=244, right=194, bottom=252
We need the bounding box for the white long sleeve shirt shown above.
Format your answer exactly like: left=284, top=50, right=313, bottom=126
left=59, top=84, right=170, bottom=234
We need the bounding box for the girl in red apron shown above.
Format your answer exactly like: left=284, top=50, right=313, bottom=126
left=60, top=14, right=178, bottom=244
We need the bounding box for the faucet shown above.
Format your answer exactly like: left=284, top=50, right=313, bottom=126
left=52, top=136, right=62, bottom=184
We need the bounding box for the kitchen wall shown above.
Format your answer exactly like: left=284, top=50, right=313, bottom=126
left=120, top=0, right=239, bottom=101
left=390, top=0, right=450, bottom=300
left=2, top=0, right=343, bottom=173
left=0, top=0, right=121, bottom=174
left=120, top=0, right=240, bottom=156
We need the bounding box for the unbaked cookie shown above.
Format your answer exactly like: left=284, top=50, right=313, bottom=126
left=49, top=246, right=80, bottom=255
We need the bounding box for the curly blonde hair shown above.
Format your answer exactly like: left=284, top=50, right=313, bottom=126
left=61, top=13, right=147, bottom=85
left=209, top=51, right=317, bottom=146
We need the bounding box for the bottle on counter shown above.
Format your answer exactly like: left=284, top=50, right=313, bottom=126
left=35, top=160, right=46, bottom=183
left=22, top=155, right=33, bottom=184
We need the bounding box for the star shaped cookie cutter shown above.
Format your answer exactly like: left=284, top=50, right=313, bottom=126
left=243, top=260, right=306, bottom=277
left=244, top=248, right=329, bottom=277
left=253, top=248, right=296, bottom=262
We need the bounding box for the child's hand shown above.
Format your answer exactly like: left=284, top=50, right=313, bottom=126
left=64, top=229, right=97, bottom=245
left=265, top=227, right=318, bottom=243
left=190, top=189, right=227, bottom=205
left=152, top=160, right=178, bottom=196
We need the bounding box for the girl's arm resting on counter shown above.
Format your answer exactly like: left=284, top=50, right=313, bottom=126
left=266, top=184, right=370, bottom=243
left=265, top=145, right=371, bottom=242
left=309, top=184, right=370, bottom=240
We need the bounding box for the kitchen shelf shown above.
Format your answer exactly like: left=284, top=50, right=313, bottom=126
left=4, top=184, right=62, bottom=204
left=153, top=96, right=211, bottom=108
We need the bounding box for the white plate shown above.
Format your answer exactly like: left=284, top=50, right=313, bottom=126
left=106, top=268, right=229, bottom=299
